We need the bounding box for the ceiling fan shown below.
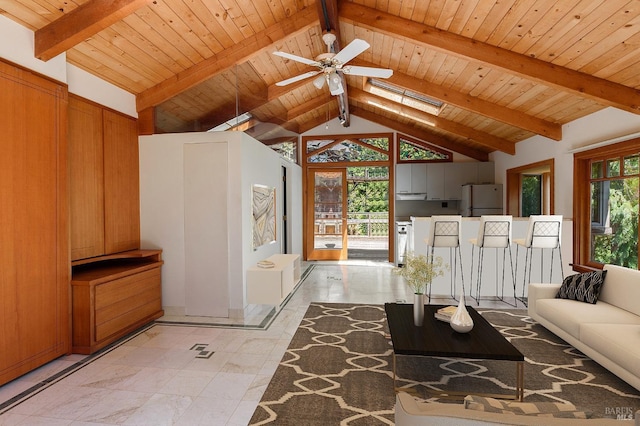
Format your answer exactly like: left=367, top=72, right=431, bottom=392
left=273, top=32, right=393, bottom=95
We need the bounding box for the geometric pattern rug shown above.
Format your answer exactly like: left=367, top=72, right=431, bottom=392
left=249, top=303, right=640, bottom=425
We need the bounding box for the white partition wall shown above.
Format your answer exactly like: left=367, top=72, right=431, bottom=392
left=183, top=143, right=229, bottom=317
left=139, top=132, right=303, bottom=319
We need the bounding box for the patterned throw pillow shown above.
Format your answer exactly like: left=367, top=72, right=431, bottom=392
left=555, top=270, right=607, bottom=304
left=464, top=395, right=592, bottom=419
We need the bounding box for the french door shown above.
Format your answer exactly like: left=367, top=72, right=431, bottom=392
left=306, top=168, right=348, bottom=260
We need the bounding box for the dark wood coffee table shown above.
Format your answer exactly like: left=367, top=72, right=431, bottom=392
left=384, top=303, right=524, bottom=401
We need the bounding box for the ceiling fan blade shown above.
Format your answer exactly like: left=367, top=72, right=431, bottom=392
left=273, top=51, right=320, bottom=67
left=341, top=65, right=393, bottom=78
left=275, top=70, right=321, bottom=86
left=332, top=39, right=370, bottom=66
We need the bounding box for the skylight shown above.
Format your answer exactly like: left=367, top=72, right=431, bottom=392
left=207, top=112, right=252, bottom=132
left=366, top=79, right=445, bottom=116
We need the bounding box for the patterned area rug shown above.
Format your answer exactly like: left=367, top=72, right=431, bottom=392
left=250, top=303, right=640, bottom=425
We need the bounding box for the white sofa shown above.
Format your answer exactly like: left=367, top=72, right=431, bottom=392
left=395, top=392, right=637, bottom=425
left=528, top=264, right=640, bottom=392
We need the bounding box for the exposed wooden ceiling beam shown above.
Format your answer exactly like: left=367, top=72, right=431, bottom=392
left=136, top=6, right=318, bottom=111
left=287, top=94, right=334, bottom=121
left=349, top=106, right=488, bottom=161
left=341, top=3, right=640, bottom=115
left=317, top=0, right=350, bottom=127
left=350, top=87, right=515, bottom=154
left=351, top=59, right=561, bottom=141
left=34, top=0, right=152, bottom=61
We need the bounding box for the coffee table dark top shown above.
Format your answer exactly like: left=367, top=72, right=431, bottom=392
left=384, top=303, right=524, bottom=362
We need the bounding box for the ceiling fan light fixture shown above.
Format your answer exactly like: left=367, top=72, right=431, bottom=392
left=327, top=72, right=343, bottom=95
left=313, top=74, right=326, bottom=90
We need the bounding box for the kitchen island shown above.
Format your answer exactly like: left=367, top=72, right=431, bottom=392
left=411, top=216, right=572, bottom=303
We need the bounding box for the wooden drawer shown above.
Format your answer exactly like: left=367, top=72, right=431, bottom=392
left=71, top=250, right=164, bottom=354
left=95, top=268, right=161, bottom=341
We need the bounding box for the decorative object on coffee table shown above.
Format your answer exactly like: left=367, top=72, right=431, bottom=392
left=450, top=293, right=474, bottom=333
left=413, top=293, right=424, bottom=326
left=394, top=252, right=446, bottom=326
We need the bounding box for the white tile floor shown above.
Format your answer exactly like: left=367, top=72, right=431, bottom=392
left=0, top=260, right=518, bottom=425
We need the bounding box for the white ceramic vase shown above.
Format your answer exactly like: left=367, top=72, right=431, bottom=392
left=450, top=293, right=474, bottom=333
left=413, top=293, right=424, bottom=326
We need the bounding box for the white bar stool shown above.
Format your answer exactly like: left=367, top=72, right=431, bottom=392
left=424, top=215, right=465, bottom=302
left=514, top=215, right=564, bottom=305
left=469, top=215, right=517, bottom=306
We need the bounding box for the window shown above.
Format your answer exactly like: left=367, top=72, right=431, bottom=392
left=506, top=159, right=554, bottom=217
left=521, top=175, right=542, bottom=217
left=365, top=79, right=445, bottom=116
left=396, top=134, right=451, bottom=163
left=574, top=139, right=639, bottom=270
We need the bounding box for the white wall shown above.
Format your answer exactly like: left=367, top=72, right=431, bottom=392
left=0, top=15, right=136, bottom=117
left=139, top=132, right=303, bottom=318
left=491, top=108, right=640, bottom=219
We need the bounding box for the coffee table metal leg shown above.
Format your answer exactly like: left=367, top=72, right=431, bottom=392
left=516, top=361, right=524, bottom=401
left=393, top=353, right=397, bottom=390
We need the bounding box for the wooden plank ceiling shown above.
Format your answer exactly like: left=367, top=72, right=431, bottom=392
left=3, top=0, right=640, bottom=160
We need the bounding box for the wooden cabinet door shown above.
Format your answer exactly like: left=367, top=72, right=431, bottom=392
left=69, top=96, right=105, bottom=260
left=103, top=110, right=140, bottom=254
left=0, top=60, right=70, bottom=385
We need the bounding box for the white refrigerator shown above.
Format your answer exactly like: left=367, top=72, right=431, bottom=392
left=460, top=184, right=503, bottom=217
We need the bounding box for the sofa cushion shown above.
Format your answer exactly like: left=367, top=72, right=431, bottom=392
left=464, top=395, right=592, bottom=419
left=580, top=324, right=640, bottom=378
left=535, top=299, right=640, bottom=340
left=599, top=265, right=640, bottom=316
left=556, top=270, right=606, bottom=304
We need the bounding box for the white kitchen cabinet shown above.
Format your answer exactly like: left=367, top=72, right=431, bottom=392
left=444, top=163, right=478, bottom=200
left=477, top=162, right=495, bottom=183
left=396, top=164, right=427, bottom=194
left=426, top=163, right=445, bottom=200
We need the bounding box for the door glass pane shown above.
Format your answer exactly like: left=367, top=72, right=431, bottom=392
left=591, top=178, right=639, bottom=268
left=314, top=171, right=343, bottom=250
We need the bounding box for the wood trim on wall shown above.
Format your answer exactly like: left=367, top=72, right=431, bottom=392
left=301, top=133, right=395, bottom=262
left=505, top=159, right=555, bottom=216
left=572, top=136, right=640, bottom=270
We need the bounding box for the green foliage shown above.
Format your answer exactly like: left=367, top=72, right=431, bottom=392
left=521, top=175, right=542, bottom=217
left=398, top=139, right=449, bottom=160
left=592, top=178, right=638, bottom=269
left=393, top=252, right=446, bottom=294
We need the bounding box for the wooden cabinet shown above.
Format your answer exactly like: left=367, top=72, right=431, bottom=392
left=0, top=60, right=70, bottom=386
left=103, top=109, right=140, bottom=254
left=69, top=97, right=105, bottom=259
left=71, top=250, right=164, bottom=354
left=69, top=96, right=140, bottom=260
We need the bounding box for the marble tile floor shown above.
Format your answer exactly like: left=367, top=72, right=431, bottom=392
left=0, top=260, right=520, bottom=425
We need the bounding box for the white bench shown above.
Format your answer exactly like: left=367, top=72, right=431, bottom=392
left=246, top=254, right=301, bottom=305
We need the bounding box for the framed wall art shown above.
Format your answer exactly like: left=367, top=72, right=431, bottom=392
left=252, top=184, right=276, bottom=250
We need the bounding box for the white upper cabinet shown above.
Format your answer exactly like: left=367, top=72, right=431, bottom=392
left=396, top=164, right=427, bottom=196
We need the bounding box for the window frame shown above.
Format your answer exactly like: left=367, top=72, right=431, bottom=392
left=396, top=134, right=452, bottom=164
left=573, top=137, right=640, bottom=271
